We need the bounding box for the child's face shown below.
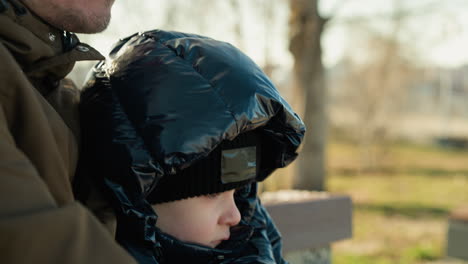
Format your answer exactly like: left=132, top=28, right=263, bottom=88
left=152, top=189, right=241, bottom=248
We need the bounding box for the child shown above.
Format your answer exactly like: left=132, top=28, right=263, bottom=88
left=147, top=131, right=258, bottom=249
left=79, top=30, right=305, bottom=264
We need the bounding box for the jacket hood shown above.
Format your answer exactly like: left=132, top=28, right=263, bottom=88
left=80, top=29, right=304, bottom=263
left=82, top=29, right=305, bottom=193
left=0, top=0, right=103, bottom=94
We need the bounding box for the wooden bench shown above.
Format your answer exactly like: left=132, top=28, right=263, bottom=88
left=262, top=191, right=353, bottom=264
left=447, top=206, right=468, bottom=261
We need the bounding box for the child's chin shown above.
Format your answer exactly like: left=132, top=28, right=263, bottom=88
left=209, top=240, right=222, bottom=248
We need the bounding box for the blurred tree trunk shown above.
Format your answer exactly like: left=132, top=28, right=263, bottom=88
left=289, top=0, right=328, bottom=191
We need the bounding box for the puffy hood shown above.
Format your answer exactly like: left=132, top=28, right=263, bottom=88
left=79, top=30, right=305, bottom=263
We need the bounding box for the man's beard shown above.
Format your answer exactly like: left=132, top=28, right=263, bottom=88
left=22, top=0, right=114, bottom=33
left=46, top=7, right=112, bottom=33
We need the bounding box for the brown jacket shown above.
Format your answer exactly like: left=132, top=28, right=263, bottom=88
left=0, top=1, right=136, bottom=263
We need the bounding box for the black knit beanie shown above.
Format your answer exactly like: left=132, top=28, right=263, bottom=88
left=146, top=131, right=259, bottom=204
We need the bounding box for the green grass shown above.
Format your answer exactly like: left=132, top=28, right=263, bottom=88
left=327, top=140, right=468, bottom=264
left=335, top=245, right=442, bottom=264
left=262, top=139, right=468, bottom=263
left=329, top=174, right=468, bottom=214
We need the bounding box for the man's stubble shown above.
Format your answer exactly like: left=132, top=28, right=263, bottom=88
left=21, top=0, right=115, bottom=33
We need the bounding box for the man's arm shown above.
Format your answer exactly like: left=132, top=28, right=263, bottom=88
left=0, top=105, right=137, bottom=264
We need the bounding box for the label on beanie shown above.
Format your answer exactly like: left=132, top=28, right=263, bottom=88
left=221, top=146, right=256, bottom=183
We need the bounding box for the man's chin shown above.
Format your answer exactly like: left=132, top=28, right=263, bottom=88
left=64, top=16, right=111, bottom=34
left=41, top=8, right=112, bottom=34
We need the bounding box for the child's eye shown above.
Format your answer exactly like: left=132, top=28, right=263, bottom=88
left=206, top=193, right=221, bottom=199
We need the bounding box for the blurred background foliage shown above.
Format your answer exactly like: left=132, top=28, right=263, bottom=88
left=69, top=0, right=468, bottom=263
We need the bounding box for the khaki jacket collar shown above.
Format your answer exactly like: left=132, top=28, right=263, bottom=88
left=0, top=0, right=104, bottom=94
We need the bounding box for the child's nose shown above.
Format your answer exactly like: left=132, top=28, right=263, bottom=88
left=220, top=194, right=241, bottom=227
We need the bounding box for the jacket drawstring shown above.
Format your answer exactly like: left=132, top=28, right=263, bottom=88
left=62, top=31, right=80, bottom=52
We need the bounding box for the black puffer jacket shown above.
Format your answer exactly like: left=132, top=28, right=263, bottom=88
left=79, top=30, right=305, bottom=264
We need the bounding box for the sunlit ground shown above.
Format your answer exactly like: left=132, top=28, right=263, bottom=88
left=327, top=140, right=468, bottom=264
